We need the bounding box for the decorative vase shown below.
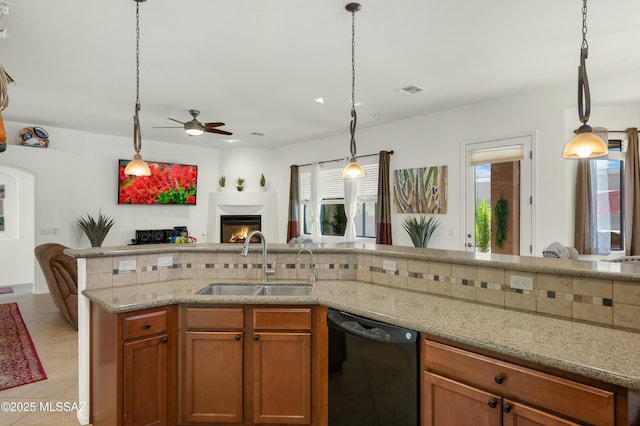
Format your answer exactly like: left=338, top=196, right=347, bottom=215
left=237, top=186, right=244, bottom=192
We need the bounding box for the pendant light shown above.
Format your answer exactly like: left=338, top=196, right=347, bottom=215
left=342, top=3, right=365, bottom=179
left=124, top=0, right=151, bottom=176
left=562, top=0, right=608, bottom=159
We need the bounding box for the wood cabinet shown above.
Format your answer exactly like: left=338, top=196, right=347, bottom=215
left=90, top=303, right=177, bottom=426
left=422, top=339, right=616, bottom=426
left=180, top=305, right=327, bottom=426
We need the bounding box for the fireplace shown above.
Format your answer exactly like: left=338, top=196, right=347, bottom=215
left=220, top=215, right=261, bottom=243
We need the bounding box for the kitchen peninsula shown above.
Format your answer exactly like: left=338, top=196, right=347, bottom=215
left=68, top=243, right=640, bottom=425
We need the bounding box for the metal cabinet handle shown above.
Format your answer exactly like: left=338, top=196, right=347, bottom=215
left=494, top=375, right=504, bottom=384
left=235, top=335, right=241, bottom=341
left=503, top=404, right=512, bottom=414
left=253, top=335, right=260, bottom=341
left=144, top=322, right=151, bottom=329
left=488, top=399, right=497, bottom=409
left=161, top=337, right=168, bottom=343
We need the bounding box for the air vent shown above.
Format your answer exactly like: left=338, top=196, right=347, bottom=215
left=397, top=84, right=424, bottom=95
left=251, top=132, right=265, bottom=136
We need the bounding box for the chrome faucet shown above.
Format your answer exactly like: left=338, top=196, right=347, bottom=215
left=241, top=230, right=274, bottom=283
left=297, top=248, right=316, bottom=285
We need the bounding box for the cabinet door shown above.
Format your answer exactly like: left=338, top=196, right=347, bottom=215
left=503, top=400, right=581, bottom=426
left=253, top=332, right=311, bottom=424
left=123, top=334, right=168, bottom=426
left=422, top=372, right=501, bottom=426
left=183, top=331, right=244, bottom=423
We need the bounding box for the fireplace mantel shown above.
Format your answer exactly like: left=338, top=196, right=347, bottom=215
left=206, top=191, right=279, bottom=243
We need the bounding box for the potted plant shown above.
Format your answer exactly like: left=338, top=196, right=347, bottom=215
left=402, top=215, right=440, bottom=248
left=236, top=177, right=245, bottom=192
left=259, top=173, right=266, bottom=191
left=218, top=175, right=226, bottom=191
left=77, top=210, right=115, bottom=247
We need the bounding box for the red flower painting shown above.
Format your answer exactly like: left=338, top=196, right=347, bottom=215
left=118, top=160, right=198, bottom=205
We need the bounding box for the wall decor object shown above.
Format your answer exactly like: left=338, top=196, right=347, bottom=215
left=118, top=159, right=198, bottom=205
left=393, top=165, right=448, bottom=213
left=18, top=126, right=49, bottom=148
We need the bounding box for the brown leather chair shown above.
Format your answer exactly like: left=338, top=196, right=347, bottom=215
left=34, top=243, right=78, bottom=330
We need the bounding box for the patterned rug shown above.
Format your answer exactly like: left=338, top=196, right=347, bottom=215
left=0, top=303, right=47, bottom=390
left=0, top=287, right=13, bottom=295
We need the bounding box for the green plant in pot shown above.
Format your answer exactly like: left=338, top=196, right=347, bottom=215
left=218, top=175, right=226, bottom=190
left=402, top=215, right=440, bottom=248
left=259, top=173, right=266, bottom=190
left=236, top=177, right=245, bottom=192
left=77, top=210, right=115, bottom=247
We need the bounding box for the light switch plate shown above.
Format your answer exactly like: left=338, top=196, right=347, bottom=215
left=119, top=260, right=137, bottom=271
left=510, top=275, right=534, bottom=291
left=382, top=260, right=397, bottom=272
left=157, top=256, right=173, bottom=267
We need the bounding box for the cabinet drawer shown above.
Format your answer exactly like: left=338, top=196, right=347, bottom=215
left=253, top=308, right=312, bottom=331
left=184, top=307, right=244, bottom=330
left=122, top=309, right=168, bottom=340
left=423, top=340, right=614, bottom=426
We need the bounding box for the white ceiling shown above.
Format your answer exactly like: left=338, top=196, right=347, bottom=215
left=1, top=0, right=640, bottom=149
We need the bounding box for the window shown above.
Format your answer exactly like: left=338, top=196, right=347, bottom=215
left=593, top=140, right=624, bottom=252
left=300, top=162, right=378, bottom=239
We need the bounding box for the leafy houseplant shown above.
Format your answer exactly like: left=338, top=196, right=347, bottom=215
left=77, top=210, right=115, bottom=247
left=218, top=175, right=226, bottom=190
left=475, top=199, right=491, bottom=253
left=402, top=215, right=440, bottom=248
left=236, top=177, right=245, bottom=192
left=259, top=173, right=266, bottom=190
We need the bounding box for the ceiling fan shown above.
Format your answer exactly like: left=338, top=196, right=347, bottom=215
left=154, top=109, right=232, bottom=136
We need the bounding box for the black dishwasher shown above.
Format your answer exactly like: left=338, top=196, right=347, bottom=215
left=327, top=309, right=419, bottom=425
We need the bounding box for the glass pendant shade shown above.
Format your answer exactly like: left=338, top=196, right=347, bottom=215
left=342, top=157, right=365, bottom=178
left=185, top=127, right=204, bottom=136
left=124, top=153, right=151, bottom=176
left=563, top=125, right=608, bottom=159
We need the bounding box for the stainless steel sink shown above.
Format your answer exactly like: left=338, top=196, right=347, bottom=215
left=196, top=284, right=262, bottom=295
left=259, top=285, right=314, bottom=296
left=196, top=283, right=313, bottom=296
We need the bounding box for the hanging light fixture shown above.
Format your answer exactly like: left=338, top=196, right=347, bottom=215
left=342, top=2, right=365, bottom=178
left=124, top=0, right=151, bottom=176
left=562, top=0, right=608, bottom=159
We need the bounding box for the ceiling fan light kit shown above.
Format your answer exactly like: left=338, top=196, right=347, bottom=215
left=342, top=2, right=365, bottom=179
left=562, top=0, right=608, bottom=160
left=124, top=0, right=151, bottom=177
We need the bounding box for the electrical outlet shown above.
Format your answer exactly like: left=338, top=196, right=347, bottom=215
left=119, top=260, right=137, bottom=271
left=157, top=256, right=173, bottom=267
left=382, top=260, right=397, bottom=272
left=510, top=275, right=534, bottom=291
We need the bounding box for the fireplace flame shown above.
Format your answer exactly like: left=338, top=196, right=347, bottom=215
left=229, top=226, right=250, bottom=243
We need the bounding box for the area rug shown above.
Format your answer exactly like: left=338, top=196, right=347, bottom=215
left=0, top=287, right=13, bottom=295
left=0, top=302, right=47, bottom=390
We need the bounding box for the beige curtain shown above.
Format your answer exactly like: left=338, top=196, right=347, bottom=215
left=625, top=128, right=640, bottom=255
left=574, top=159, right=593, bottom=254
left=286, top=165, right=300, bottom=242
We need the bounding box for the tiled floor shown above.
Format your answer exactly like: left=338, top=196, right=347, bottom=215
left=0, top=285, right=82, bottom=425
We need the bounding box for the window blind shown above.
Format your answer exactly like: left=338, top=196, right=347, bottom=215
left=469, top=145, right=524, bottom=166
left=299, top=161, right=379, bottom=202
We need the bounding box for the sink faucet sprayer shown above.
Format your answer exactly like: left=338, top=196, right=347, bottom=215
left=241, top=230, right=274, bottom=283
left=297, top=248, right=316, bottom=285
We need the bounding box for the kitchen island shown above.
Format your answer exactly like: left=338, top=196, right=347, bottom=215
left=68, top=243, right=640, bottom=425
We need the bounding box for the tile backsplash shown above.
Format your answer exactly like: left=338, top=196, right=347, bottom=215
left=84, top=249, right=640, bottom=332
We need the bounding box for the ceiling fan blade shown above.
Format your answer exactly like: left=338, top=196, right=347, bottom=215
left=207, top=128, right=233, bottom=136
left=203, top=122, right=225, bottom=130
left=167, top=118, right=185, bottom=125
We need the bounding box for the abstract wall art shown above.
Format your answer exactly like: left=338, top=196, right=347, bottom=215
left=393, top=165, right=448, bottom=214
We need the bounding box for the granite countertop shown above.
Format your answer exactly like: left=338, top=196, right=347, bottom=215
left=83, top=278, right=640, bottom=390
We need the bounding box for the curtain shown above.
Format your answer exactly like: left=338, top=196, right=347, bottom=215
left=574, top=159, right=593, bottom=254
left=375, top=150, right=393, bottom=244
left=625, top=128, right=640, bottom=255
left=311, top=162, right=321, bottom=242
left=286, top=165, right=299, bottom=242
left=343, top=177, right=358, bottom=242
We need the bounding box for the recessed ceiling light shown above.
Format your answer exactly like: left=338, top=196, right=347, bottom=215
left=314, top=97, right=325, bottom=104
left=396, top=84, right=424, bottom=95
left=251, top=132, right=265, bottom=136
